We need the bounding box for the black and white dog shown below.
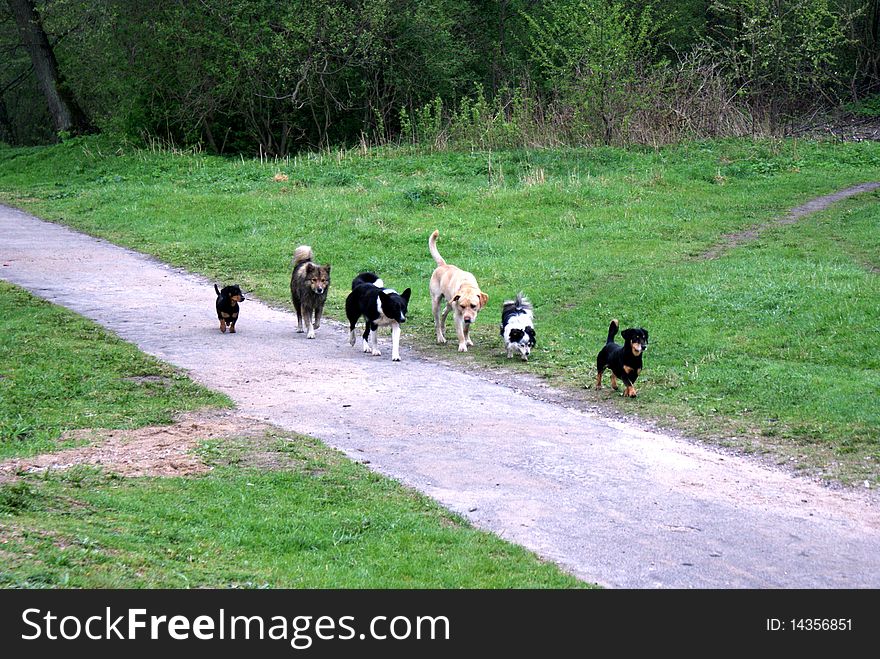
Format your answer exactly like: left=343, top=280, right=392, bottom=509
left=500, top=293, right=536, bottom=361
left=345, top=272, right=411, bottom=362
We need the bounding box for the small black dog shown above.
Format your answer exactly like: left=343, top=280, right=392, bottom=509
left=214, top=284, right=245, bottom=333
left=346, top=272, right=411, bottom=362
left=596, top=319, right=648, bottom=397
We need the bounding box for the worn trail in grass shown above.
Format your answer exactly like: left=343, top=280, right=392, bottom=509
left=2, top=204, right=879, bottom=588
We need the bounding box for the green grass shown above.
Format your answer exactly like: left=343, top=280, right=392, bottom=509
left=0, top=440, right=582, bottom=588
left=1, top=136, right=878, bottom=485
left=0, top=282, right=229, bottom=459
left=0, top=283, right=584, bottom=588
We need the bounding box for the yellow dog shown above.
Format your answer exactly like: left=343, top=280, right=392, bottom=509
left=428, top=230, right=489, bottom=352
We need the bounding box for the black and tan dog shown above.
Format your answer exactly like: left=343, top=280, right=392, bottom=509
left=214, top=284, right=245, bottom=333
left=290, top=245, right=331, bottom=339
left=596, top=319, right=648, bottom=397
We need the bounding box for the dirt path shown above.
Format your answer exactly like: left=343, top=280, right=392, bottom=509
left=700, top=181, right=880, bottom=259
left=2, top=204, right=879, bottom=588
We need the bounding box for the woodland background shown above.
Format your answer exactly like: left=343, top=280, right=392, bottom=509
left=2, top=0, right=879, bottom=153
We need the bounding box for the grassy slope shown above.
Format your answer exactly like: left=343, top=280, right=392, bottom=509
left=0, top=282, right=229, bottom=459
left=0, top=284, right=583, bottom=588
left=1, top=137, right=878, bottom=485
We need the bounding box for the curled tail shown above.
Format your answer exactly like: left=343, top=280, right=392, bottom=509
left=292, top=245, right=314, bottom=268
left=428, top=230, right=446, bottom=266
left=607, top=319, right=619, bottom=344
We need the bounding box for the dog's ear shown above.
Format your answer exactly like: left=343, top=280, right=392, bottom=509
left=526, top=327, right=536, bottom=345
left=641, top=329, right=648, bottom=343
left=509, top=329, right=524, bottom=342
left=452, top=295, right=461, bottom=303
left=401, top=288, right=411, bottom=302
left=305, top=262, right=315, bottom=274
left=325, top=264, right=331, bottom=273
left=478, top=292, right=489, bottom=308
left=621, top=328, right=635, bottom=342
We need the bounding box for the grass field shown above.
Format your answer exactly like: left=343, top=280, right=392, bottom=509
left=1, top=136, right=878, bottom=486
left=0, top=283, right=584, bottom=588
left=0, top=282, right=229, bottom=460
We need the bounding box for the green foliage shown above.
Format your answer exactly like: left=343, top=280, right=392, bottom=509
left=707, top=0, right=849, bottom=124
left=523, top=0, right=663, bottom=144
left=845, top=93, right=880, bottom=117
left=3, top=1, right=878, bottom=151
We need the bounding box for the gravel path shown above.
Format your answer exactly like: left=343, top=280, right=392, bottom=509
left=2, top=204, right=879, bottom=588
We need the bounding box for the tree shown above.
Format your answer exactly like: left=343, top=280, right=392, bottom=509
left=6, top=0, right=90, bottom=137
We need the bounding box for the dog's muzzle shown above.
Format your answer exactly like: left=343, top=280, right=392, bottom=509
left=315, top=288, right=325, bottom=295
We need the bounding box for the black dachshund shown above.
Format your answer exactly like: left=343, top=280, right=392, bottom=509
left=214, top=284, right=245, bottom=333
left=596, top=319, right=648, bottom=397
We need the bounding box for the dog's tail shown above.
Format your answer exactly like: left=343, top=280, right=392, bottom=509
left=428, top=230, right=446, bottom=266
left=214, top=284, right=221, bottom=296
left=502, top=292, right=532, bottom=313
left=607, top=319, right=619, bottom=344
left=292, top=245, right=314, bottom=268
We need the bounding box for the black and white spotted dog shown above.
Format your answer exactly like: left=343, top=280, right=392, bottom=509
left=345, top=272, right=412, bottom=362
left=500, top=293, right=536, bottom=361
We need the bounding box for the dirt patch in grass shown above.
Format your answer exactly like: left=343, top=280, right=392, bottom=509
left=0, top=410, right=274, bottom=481
left=700, top=181, right=880, bottom=260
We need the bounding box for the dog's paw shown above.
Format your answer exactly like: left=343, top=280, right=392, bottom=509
left=436, top=335, right=447, bottom=344
left=458, top=344, right=468, bottom=352
left=371, top=349, right=382, bottom=357
left=307, top=331, right=316, bottom=339
left=362, top=342, right=371, bottom=353
left=392, top=355, right=401, bottom=362
left=466, top=338, right=474, bottom=346
left=229, top=327, right=236, bottom=333
left=220, top=326, right=227, bottom=334
left=296, top=328, right=304, bottom=333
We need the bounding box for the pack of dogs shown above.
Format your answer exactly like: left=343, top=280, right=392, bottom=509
left=213, top=230, right=649, bottom=396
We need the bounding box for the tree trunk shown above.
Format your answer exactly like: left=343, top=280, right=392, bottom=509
left=0, top=95, right=14, bottom=144
left=7, top=0, right=91, bottom=137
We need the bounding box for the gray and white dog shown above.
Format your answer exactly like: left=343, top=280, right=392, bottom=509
left=290, top=245, right=331, bottom=339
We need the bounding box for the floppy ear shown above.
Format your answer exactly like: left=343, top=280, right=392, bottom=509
left=526, top=327, right=536, bottom=345
left=621, top=328, right=635, bottom=342
left=509, top=329, right=524, bottom=342
left=641, top=329, right=649, bottom=342
left=401, top=288, right=411, bottom=302
left=478, top=292, right=489, bottom=308
left=452, top=295, right=461, bottom=303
